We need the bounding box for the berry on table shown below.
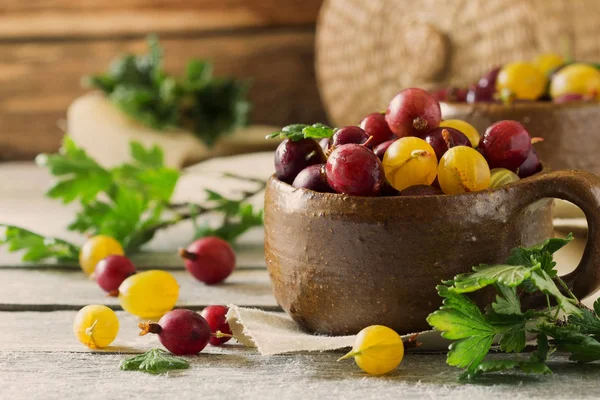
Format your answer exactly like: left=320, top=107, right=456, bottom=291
left=95, top=255, right=136, bottom=296
left=274, top=139, right=326, bottom=183
left=179, top=237, right=236, bottom=285
left=118, top=270, right=179, bottom=319
left=385, top=88, right=442, bottom=138
left=139, top=309, right=211, bottom=355
left=79, top=235, right=124, bottom=276
left=479, top=120, right=532, bottom=170
left=73, top=305, right=119, bottom=349
left=326, top=144, right=385, bottom=196
left=382, top=137, right=438, bottom=192
left=338, top=325, right=404, bottom=375
left=201, top=305, right=233, bottom=346
left=496, top=62, right=548, bottom=100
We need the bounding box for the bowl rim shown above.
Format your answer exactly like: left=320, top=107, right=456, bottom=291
left=440, top=100, right=600, bottom=111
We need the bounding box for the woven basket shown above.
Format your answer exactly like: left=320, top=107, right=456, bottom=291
left=316, top=0, right=600, bottom=125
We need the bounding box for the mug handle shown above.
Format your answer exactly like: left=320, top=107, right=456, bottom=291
left=516, top=169, right=600, bottom=300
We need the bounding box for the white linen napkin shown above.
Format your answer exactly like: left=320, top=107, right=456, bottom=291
left=226, top=305, right=450, bottom=356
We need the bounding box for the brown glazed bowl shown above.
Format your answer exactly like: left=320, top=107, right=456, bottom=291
left=264, top=169, right=600, bottom=335
left=441, top=101, right=600, bottom=175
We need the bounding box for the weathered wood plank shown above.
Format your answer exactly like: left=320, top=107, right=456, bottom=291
left=0, top=32, right=327, bottom=160
left=0, top=269, right=276, bottom=310
left=1, top=348, right=599, bottom=399
left=0, top=0, right=323, bottom=39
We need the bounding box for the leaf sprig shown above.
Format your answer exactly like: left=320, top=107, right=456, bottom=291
left=427, top=233, right=600, bottom=380
left=120, top=349, right=189, bottom=374
left=0, top=225, right=80, bottom=262
left=1, top=138, right=265, bottom=263
left=86, top=35, right=250, bottom=146
left=267, top=123, right=335, bottom=141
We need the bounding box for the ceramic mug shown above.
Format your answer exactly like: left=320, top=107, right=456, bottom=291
left=264, top=169, right=600, bottom=335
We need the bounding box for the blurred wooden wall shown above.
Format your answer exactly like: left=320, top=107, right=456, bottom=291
left=0, top=0, right=326, bottom=160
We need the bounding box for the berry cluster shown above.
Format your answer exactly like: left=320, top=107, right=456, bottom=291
left=432, top=53, right=600, bottom=104
left=73, top=235, right=237, bottom=353
left=271, top=88, right=542, bottom=197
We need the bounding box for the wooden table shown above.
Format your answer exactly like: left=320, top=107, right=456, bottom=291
left=1, top=153, right=599, bottom=399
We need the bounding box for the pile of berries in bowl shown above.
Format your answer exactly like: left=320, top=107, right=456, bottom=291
left=268, top=88, right=542, bottom=196
left=432, top=53, right=600, bottom=104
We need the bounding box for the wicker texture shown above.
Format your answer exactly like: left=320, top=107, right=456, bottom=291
left=316, top=0, right=600, bottom=125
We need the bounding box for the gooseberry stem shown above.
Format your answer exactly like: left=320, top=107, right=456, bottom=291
left=362, top=135, right=375, bottom=148
left=403, top=333, right=421, bottom=349
left=85, top=320, right=98, bottom=336
left=213, top=330, right=233, bottom=339
left=139, top=322, right=162, bottom=336
left=441, top=129, right=455, bottom=149
left=337, top=350, right=360, bottom=362
left=178, top=248, right=198, bottom=261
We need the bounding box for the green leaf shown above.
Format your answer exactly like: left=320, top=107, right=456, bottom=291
left=426, top=286, right=496, bottom=372
left=473, top=359, right=520, bottom=374
left=594, top=298, right=600, bottom=317
left=568, top=304, right=600, bottom=335
left=119, top=349, right=189, bottom=374
left=129, top=142, right=164, bottom=168
left=0, top=225, right=80, bottom=263
left=86, top=36, right=249, bottom=145
left=538, top=324, right=600, bottom=363
left=267, top=123, right=334, bottom=141
left=452, top=264, right=534, bottom=293
left=492, top=285, right=522, bottom=315
left=528, top=270, right=580, bottom=316
left=36, top=136, right=113, bottom=204
left=499, top=330, right=527, bottom=353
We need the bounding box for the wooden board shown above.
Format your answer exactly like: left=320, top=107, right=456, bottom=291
left=0, top=0, right=323, bottom=39
left=1, top=310, right=600, bottom=400
left=0, top=32, right=327, bottom=160
left=0, top=269, right=276, bottom=311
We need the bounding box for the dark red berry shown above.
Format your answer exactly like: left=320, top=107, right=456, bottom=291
left=467, top=67, right=500, bottom=103
left=517, top=147, right=542, bottom=178
left=139, top=309, right=211, bottom=355
left=373, top=139, right=396, bottom=160
left=292, top=164, right=333, bottom=192
left=359, top=113, right=395, bottom=146
left=201, top=305, right=232, bottom=346
left=274, top=139, right=326, bottom=183
left=385, top=88, right=442, bottom=138
left=422, top=127, right=471, bottom=159
left=180, top=237, right=236, bottom=285
left=95, top=255, right=136, bottom=295
left=326, top=144, right=384, bottom=196
left=331, top=126, right=370, bottom=147
left=480, top=120, right=532, bottom=170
